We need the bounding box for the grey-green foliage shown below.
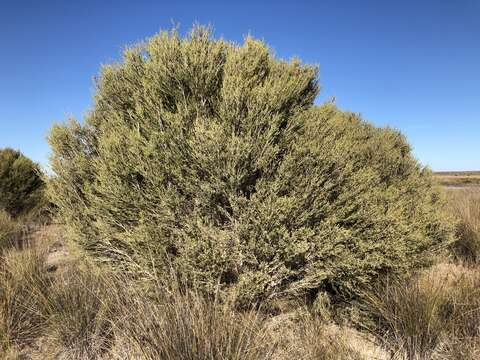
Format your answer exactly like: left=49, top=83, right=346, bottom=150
left=47, top=26, right=453, bottom=305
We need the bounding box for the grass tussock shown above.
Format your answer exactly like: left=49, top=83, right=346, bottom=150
left=44, top=265, right=116, bottom=359
left=447, top=188, right=480, bottom=264
left=0, top=210, right=23, bottom=251
left=0, top=246, right=51, bottom=351
left=364, top=263, right=480, bottom=360
left=111, top=277, right=277, bottom=360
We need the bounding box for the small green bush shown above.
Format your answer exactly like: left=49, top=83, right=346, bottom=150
left=0, top=148, right=45, bottom=217
left=47, top=26, right=453, bottom=305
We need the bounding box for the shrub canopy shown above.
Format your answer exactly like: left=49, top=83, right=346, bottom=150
left=48, top=27, right=453, bottom=304
left=0, top=148, right=44, bottom=217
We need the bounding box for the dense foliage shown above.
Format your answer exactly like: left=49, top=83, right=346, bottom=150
left=0, top=148, right=44, bottom=217
left=47, top=27, right=453, bottom=304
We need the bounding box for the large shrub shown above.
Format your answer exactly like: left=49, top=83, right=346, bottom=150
left=47, top=27, right=453, bottom=304
left=0, top=148, right=45, bottom=217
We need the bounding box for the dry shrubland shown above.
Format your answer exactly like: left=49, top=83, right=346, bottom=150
left=434, top=171, right=480, bottom=187
left=0, top=175, right=479, bottom=359
left=1, top=25, right=480, bottom=359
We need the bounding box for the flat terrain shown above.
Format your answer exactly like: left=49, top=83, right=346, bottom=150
left=434, top=171, right=480, bottom=188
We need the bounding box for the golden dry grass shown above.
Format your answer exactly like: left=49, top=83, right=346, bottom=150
left=446, top=187, right=480, bottom=263
left=434, top=171, right=480, bottom=187
left=364, top=263, right=480, bottom=360
left=0, top=210, right=23, bottom=251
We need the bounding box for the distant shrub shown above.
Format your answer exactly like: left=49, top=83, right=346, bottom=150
left=47, top=26, right=454, bottom=305
left=0, top=148, right=45, bottom=218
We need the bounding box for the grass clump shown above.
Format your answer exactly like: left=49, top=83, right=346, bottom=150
left=0, top=233, right=118, bottom=359
left=447, top=188, right=480, bottom=264
left=364, top=263, right=480, bottom=360
left=112, top=275, right=276, bottom=360
left=0, top=246, right=51, bottom=352
left=365, top=275, right=446, bottom=359
left=44, top=265, right=116, bottom=359
left=0, top=210, right=23, bottom=251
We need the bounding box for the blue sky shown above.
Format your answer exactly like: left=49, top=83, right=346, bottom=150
left=0, top=0, right=478, bottom=171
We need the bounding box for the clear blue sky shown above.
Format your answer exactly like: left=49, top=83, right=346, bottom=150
left=0, top=0, right=478, bottom=171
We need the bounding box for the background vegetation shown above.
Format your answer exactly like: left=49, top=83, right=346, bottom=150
left=0, top=148, right=45, bottom=218
left=434, top=171, right=480, bottom=187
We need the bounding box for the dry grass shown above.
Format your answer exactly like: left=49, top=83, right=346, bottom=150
left=292, top=314, right=367, bottom=360
left=0, top=246, right=52, bottom=352
left=445, top=188, right=480, bottom=264
left=434, top=171, right=480, bottom=187
left=364, top=276, right=447, bottom=359
left=112, top=282, right=277, bottom=360
left=0, top=226, right=279, bottom=359
left=364, top=263, right=480, bottom=360
left=0, top=210, right=23, bottom=251
left=43, top=265, right=116, bottom=359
